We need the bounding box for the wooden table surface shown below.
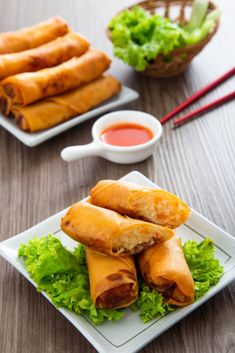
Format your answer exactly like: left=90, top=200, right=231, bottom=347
left=0, top=1, right=234, bottom=352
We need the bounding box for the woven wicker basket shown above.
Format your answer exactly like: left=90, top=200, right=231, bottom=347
left=107, top=0, right=219, bottom=78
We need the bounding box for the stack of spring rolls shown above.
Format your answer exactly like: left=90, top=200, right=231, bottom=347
left=61, top=180, right=195, bottom=310
left=0, top=17, right=121, bottom=132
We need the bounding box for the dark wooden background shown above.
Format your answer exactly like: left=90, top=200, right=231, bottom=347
left=0, top=1, right=234, bottom=352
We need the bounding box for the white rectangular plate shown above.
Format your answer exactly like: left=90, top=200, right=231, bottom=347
left=0, top=85, right=138, bottom=147
left=0, top=171, right=235, bottom=353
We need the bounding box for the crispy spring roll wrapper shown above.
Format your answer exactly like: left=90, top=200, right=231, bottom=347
left=86, top=248, right=138, bottom=309
left=90, top=180, right=190, bottom=229
left=0, top=32, right=89, bottom=80
left=0, top=86, right=11, bottom=116
left=12, top=75, right=121, bottom=132
left=1, top=50, right=111, bottom=106
left=61, top=200, right=174, bottom=256
left=138, top=236, right=194, bottom=306
left=0, top=17, right=70, bottom=55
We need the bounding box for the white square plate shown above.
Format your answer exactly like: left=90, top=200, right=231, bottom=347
left=0, top=85, right=138, bottom=147
left=0, top=171, right=235, bottom=353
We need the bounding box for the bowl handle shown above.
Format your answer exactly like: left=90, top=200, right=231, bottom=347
left=61, top=142, right=103, bottom=162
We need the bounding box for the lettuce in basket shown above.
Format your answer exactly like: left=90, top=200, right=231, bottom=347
left=108, top=4, right=220, bottom=71
left=109, top=6, right=185, bottom=71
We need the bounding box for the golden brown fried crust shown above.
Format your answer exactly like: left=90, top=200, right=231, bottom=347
left=0, top=17, right=70, bottom=55
left=90, top=180, right=190, bottom=228
left=96, top=283, right=136, bottom=309
left=138, top=236, right=194, bottom=306
left=86, top=247, right=138, bottom=309
left=61, top=200, right=173, bottom=256
left=1, top=50, right=111, bottom=106
left=0, top=32, right=89, bottom=80
left=11, top=75, right=121, bottom=132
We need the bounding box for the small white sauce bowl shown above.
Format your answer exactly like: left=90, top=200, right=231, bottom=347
left=61, top=110, right=162, bottom=164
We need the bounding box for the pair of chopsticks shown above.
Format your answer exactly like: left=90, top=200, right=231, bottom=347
left=160, top=67, right=235, bottom=127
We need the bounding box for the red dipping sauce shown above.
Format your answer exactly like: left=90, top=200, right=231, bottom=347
left=101, top=123, right=153, bottom=147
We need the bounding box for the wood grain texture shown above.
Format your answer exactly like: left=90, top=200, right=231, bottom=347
left=0, top=1, right=235, bottom=353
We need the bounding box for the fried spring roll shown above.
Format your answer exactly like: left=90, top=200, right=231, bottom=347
left=0, top=32, right=89, bottom=80
left=61, top=200, right=174, bottom=256
left=0, top=17, right=70, bottom=55
left=86, top=248, right=138, bottom=309
left=90, top=180, right=190, bottom=229
left=138, top=236, right=194, bottom=306
left=1, top=50, right=111, bottom=106
left=12, top=75, right=121, bottom=132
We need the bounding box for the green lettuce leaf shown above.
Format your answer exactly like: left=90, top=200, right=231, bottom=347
left=109, top=6, right=185, bottom=71
left=183, top=237, right=224, bottom=299
left=131, top=279, right=174, bottom=323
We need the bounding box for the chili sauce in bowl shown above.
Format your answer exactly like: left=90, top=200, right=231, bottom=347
left=100, top=123, right=153, bottom=147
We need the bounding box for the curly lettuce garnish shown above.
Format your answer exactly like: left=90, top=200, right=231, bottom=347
left=183, top=237, right=224, bottom=300
left=131, top=279, right=174, bottom=323
left=18, top=235, right=223, bottom=324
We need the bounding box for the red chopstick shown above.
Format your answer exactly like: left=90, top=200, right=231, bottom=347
left=173, top=91, right=235, bottom=127
left=160, top=67, right=235, bottom=125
